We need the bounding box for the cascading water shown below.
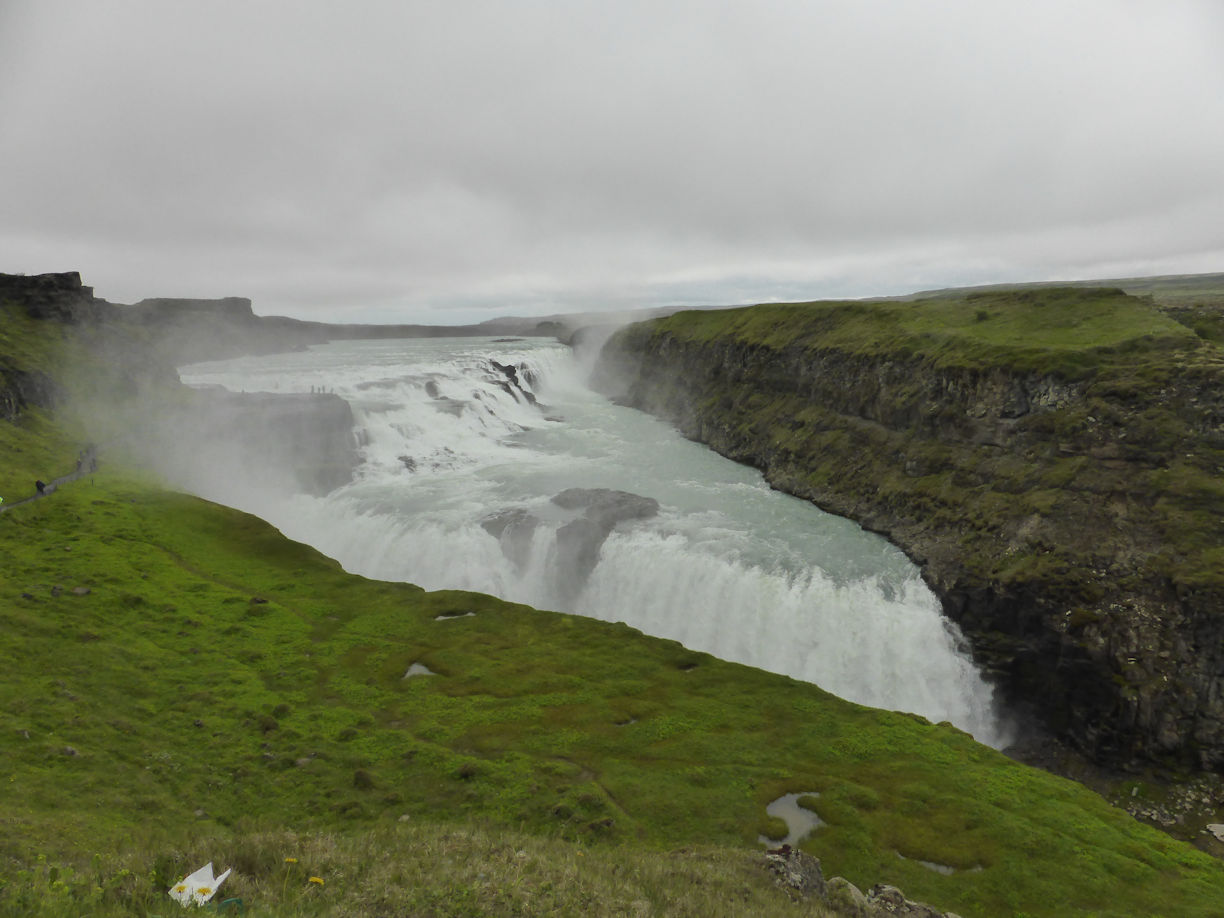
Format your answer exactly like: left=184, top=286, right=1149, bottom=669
left=179, top=336, right=1010, bottom=748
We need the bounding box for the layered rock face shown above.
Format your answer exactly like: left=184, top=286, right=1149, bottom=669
left=482, top=488, right=660, bottom=605
left=594, top=300, right=1224, bottom=771
left=0, top=271, right=116, bottom=323
left=0, top=366, right=56, bottom=421
left=156, top=389, right=361, bottom=497
left=1, top=272, right=361, bottom=497
left=1, top=272, right=115, bottom=420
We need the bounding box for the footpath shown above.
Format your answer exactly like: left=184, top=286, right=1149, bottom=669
left=0, top=444, right=98, bottom=513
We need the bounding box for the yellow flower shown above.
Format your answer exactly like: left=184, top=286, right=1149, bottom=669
left=284, top=857, right=298, bottom=864
left=309, top=876, right=325, bottom=886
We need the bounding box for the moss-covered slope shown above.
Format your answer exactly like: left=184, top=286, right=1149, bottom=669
left=596, top=288, right=1224, bottom=772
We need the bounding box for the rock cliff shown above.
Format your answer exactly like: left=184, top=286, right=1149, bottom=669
left=594, top=289, right=1224, bottom=771
left=146, top=387, right=361, bottom=497
left=1, top=272, right=116, bottom=421
left=0, top=271, right=117, bottom=323
left=0, top=272, right=360, bottom=496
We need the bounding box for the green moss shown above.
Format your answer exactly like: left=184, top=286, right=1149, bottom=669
left=640, top=287, right=1200, bottom=379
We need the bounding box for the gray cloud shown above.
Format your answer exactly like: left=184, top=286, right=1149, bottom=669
left=3, top=0, right=1222, bottom=322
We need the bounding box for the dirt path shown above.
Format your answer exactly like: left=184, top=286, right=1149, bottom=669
left=0, top=444, right=98, bottom=513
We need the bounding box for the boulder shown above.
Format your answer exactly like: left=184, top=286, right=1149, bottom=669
left=550, top=489, right=659, bottom=604
left=762, top=846, right=825, bottom=899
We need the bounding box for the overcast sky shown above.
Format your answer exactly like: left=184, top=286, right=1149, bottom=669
left=3, top=1, right=1222, bottom=324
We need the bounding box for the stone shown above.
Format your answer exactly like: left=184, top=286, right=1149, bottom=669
left=481, top=508, right=541, bottom=570
left=550, top=488, right=660, bottom=603
left=826, top=877, right=869, bottom=917
left=866, top=883, right=948, bottom=917
left=762, top=846, right=825, bottom=899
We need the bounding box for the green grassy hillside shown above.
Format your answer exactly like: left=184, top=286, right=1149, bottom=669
left=647, top=286, right=1200, bottom=376
left=5, top=297, right=1224, bottom=916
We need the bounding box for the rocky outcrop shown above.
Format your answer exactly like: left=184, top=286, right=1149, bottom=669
left=594, top=298, right=1224, bottom=771
left=482, top=488, right=660, bottom=605
left=0, top=367, right=57, bottom=421
left=149, top=388, right=361, bottom=497
left=1, top=272, right=120, bottom=420
left=763, top=848, right=961, bottom=917
left=551, top=489, right=659, bottom=599
left=0, top=271, right=116, bottom=323
left=1, top=273, right=361, bottom=497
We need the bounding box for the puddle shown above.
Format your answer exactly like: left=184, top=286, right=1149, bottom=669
left=403, top=663, right=436, bottom=678
left=758, top=792, right=823, bottom=847
left=895, top=852, right=980, bottom=875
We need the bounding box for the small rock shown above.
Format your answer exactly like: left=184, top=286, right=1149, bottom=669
left=1206, top=823, right=1224, bottom=842
left=866, top=883, right=948, bottom=917
left=194, top=808, right=207, bottom=818
left=825, top=877, right=869, bottom=917
left=62, top=746, right=78, bottom=757
left=763, top=846, right=826, bottom=899
left=71, top=586, right=91, bottom=596
left=399, top=813, right=412, bottom=823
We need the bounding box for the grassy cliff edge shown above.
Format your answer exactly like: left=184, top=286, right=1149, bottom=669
left=595, top=288, right=1224, bottom=775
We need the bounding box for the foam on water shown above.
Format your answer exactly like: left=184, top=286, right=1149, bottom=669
left=180, top=337, right=1010, bottom=748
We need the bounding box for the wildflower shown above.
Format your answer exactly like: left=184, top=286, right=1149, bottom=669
left=168, top=861, right=231, bottom=907
left=309, top=876, right=325, bottom=886
left=284, top=857, right=298, bottom=864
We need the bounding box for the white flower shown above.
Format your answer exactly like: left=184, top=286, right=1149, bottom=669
left=168, top=861, right=232, bottom=907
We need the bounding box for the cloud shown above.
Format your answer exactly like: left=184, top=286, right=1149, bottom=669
left=2, top=0, right=1222, bottom=322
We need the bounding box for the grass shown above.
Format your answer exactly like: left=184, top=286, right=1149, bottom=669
left=0, top=824, right=837, bottom=917
left=634, top=287, right=1199, bottom=379
left=6, top=459, right=1224, bottom=915
left=6, top=292, right=1224, bottom=915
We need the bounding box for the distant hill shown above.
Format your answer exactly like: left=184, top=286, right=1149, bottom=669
left=899, top=271, right=1224, bottom=306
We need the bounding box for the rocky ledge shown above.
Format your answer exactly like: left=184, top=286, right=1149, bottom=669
left=593, top=289, right=1224, bottom=772
left=148, top=388, right=361, bottom=497
left=1, top=272, right=361, bottom=497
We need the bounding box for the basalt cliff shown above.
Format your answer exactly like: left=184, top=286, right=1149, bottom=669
left=0, top=272, right=360, bottom=495
left=594, top=287, right=1224, bottom=772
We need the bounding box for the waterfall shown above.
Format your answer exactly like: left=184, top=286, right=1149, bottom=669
left=179, top=336, right=1011, bottom=748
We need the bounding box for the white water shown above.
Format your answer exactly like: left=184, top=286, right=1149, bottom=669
left=179, top=336, right=1008, bottom=747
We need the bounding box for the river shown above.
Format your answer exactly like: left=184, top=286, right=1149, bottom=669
left=178, top=335, right=1008, bottom=747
